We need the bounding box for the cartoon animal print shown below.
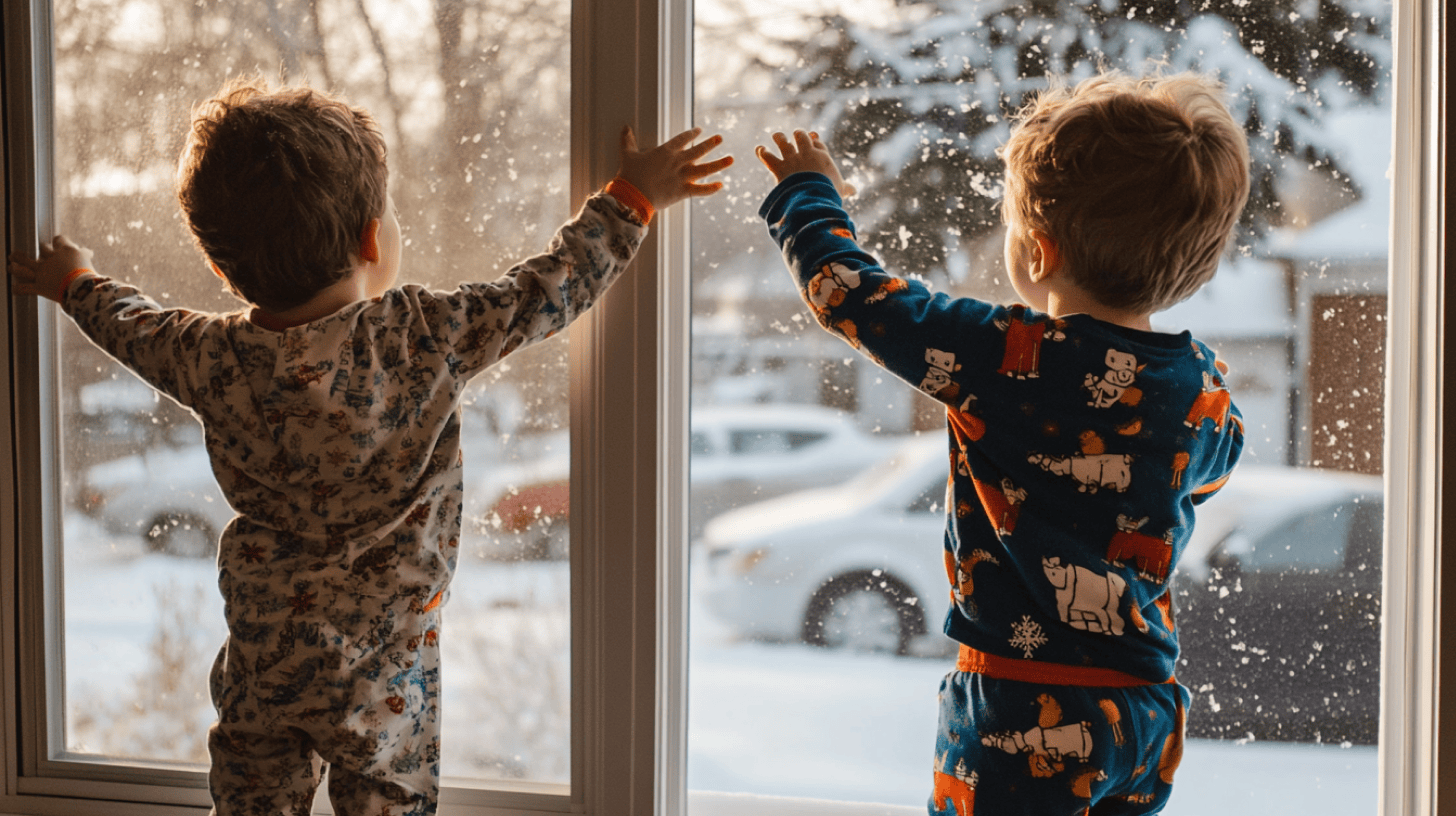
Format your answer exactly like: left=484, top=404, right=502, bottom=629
left=1154, top=590, right=1176, bottom=631
left=265, top=407, right=322, bottom=428
left=1170, top=451, right=1190, bottom=488
left=931, top=755, right=979, bottom=816
left=805, top=262, right=862, bottom=316
left=865, top=277, right=909, bottom=304
left=1084, top=349, right=1143, bottom=408
left=947, top=549, right=1001, bottom=607
left=1184, top=371, right=1233, bottom=434
left=950, top=394, right=986, bottom=442
left=1098, top=698, right=1125, bottom=746
left=1035, top=693, right=1063, bottom=728
left=995, top=309, right=1066, bottom=379
left=1070, top=768, right=1108, bottom=799
left=972, top=476, right=1026, bottom=537
left=921, top=348, right=963, bottom=401
left=982, top=715, right=1093, bottom=770
left=1104, top=514, right=1174, bottom=582
left=1157, top=695, right=1187, bottom=784
left=283, top=362, right=332, bottom=390
left=1042, top=557, right=1127, bottom=636
left=1127, top=603, right=1150, bottom=634
left=1027, top=452, right=1133, bottom=494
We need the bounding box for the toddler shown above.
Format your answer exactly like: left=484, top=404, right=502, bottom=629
left=755, top=71, right=1248, bottom=814
left=10, top=77, right=730, bottom=816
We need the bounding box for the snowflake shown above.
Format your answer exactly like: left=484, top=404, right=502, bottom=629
left=1009, top=615, right=1048, bottom=659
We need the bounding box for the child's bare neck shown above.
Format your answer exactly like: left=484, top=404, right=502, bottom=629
left=250, top=270, right=371, bottom=331
left=1043, top=289, right=1154, bottom=333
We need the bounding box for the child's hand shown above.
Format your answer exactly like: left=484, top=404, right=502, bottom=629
left=756, top=130, right=857, bottom=198
left=615, top=126, right=733, bottom=211
left=9, top=236, right=94, bottom=303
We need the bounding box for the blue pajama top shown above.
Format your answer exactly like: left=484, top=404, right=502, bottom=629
left=761, top=172, right=1244, bottom=684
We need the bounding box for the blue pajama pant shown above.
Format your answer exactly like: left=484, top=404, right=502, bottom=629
left=930, top=671, right=1189, bottom=816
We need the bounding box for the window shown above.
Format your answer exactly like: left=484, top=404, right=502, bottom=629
left=0, top=1, right=1448, bottom=816
left=46, top=0, right=575, bottom=791
left=684, top=1, right=1445, bottom=815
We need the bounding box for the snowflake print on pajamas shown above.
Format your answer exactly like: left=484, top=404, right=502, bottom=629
left=1010, top=615, right=1049, bottom=659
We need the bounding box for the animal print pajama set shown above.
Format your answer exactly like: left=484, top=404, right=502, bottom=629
left=761, top=173, right=1244, bottom=815
left=60, top=191, right=649, bottom=815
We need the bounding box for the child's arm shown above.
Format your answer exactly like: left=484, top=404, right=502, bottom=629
left=429, top=126, right=731, bottom=379
left=8, top=235, right=96, bottom=304
left=756, top=130, right=1003, bottom=407
left=10, top=237, right=216, bottom=410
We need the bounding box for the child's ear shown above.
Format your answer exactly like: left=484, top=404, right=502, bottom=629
left=358, top=218, right=383, bottom=264
left=1028, top=229, right=1063, bottom=282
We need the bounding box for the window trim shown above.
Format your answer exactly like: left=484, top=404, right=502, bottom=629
left=1381, top=0, right=1447, bottom=812
left=0, top=0, right=680, bottom=811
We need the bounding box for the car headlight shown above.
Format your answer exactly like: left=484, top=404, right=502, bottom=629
left=705, top=544, right=770, bottom=576
left=733, top=547, right=769, bottom=576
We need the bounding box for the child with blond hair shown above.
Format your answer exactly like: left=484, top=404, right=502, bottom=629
left=11, top=77, right=730, bottom=815
left=756, top=71, right=1248, bottom=814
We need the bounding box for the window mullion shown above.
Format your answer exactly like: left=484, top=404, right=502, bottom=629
left=568, top=0, right=681, bottom=815
left=1380, top=0, right=1444, bottom=813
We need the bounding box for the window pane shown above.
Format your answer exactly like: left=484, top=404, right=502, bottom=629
left=53, top=0, right=571, bottom=787
left=689, top=0, right=1390, bottom=811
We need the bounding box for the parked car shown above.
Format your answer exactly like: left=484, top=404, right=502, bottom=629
left=474, top=404, right=901, bottom=560
left=1174, top=466, right=1383, bottom=745
left=696, top=445, right=1385, bottom=745
left=696, top=436, right=948, bottom=655
left=78, top=423, right=231, bottom=558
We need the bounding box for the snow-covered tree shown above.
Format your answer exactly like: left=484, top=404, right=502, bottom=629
left=774, top=0, right=1390, bottom=282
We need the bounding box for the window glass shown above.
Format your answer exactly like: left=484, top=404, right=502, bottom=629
left=689, top=0, right=1390, bottom=811
left=1230, top=502, right=1357, bottom=572
left=52, top=0, right=572, bottom=788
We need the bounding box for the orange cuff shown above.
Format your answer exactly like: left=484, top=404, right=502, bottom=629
left=58, top=268, right=93, bottom=306
left=604, top=177, right=654, bottom=224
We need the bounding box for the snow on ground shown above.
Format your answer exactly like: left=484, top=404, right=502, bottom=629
left=686, top=594, right=1378, bottom=815
left=61, top=514, right=1376, bottom=813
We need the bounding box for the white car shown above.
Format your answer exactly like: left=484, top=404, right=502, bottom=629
left=698, top=438, right=1385, bottom=676
left=78, top=424, right=232, bottom=558
left=697, top=436, right=949, bottom=655
left=476, top=403, right=903, bottom=559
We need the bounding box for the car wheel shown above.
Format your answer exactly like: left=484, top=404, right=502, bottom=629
left=145, top=512, right=217, bottom=558
left=803, top=571, right=925, bottom=656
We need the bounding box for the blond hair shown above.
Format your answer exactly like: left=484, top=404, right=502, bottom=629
left=998, top=71, right=1250, bottom=314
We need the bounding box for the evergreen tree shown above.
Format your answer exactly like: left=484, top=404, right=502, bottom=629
left=776, top=0, right=1390, bottom=283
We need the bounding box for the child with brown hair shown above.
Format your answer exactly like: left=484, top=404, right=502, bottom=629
left=756, top=71, right=1248, bottom=814
left=10, top=77, right=730, bottom=816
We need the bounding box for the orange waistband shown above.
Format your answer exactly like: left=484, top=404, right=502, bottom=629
left=956, top=644, right=1173, bottom=688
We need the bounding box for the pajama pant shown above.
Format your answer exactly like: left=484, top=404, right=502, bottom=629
left=207, top=573, right=443, bottom=816
left=930, top=670, right=1189, bottom=816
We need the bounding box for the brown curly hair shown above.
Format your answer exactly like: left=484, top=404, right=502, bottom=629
left=998, top=71, right=1250, bottom=315
left=177, top=77, right=388, bottom=312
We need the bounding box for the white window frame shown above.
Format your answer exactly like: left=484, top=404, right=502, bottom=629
left=0, top=1, right=1449, bottom=816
